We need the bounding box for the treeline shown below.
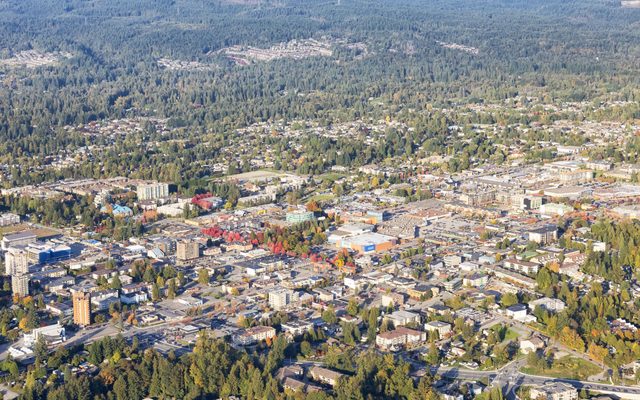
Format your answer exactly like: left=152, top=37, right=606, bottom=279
left=21, top=333, right=438, bottom=400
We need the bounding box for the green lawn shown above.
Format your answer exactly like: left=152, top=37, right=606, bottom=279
left=317, top=173, right=345, bottom=183
left=503, top=328, right=519, bottom=342
left=521, top=356, right=602, bottom=381
left=308, top=193, right=336, bottom=202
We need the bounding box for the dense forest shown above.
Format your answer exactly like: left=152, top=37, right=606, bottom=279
left=0, top=0, right=639, bottom=186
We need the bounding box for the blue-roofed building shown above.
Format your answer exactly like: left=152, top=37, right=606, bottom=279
left=101, top=204, right=133, bottom=217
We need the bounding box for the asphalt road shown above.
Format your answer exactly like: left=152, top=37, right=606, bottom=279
left=433, top=363, right=640, bottom=399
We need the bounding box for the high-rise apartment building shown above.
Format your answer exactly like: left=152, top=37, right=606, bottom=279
left=176, top=241, right=200, bottom=261
left=4, top=247, right=29, bottom=276
left=73, top=291, right=91, bottom=326
left=268, top=289, right=299, bottom=311
left=136, top=183, right=170, bottom=200
left=11, top=273, right=29, bottom=297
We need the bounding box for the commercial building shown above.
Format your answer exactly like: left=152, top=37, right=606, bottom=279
left=176, top=241, right=200, bottom=261
left=11, top=274, right=29, bottom=296
left=73, top=291, right=91, bottom=326
left=137, top=182, right=170, bottom=200
left=539, top=203, right=573, bottom=217
left=25, top=243, right=72, bottom=264
left=2, top=231, right=37, bottom=250
left=24, top=323, right=66, bottom=347
left=338, top=232, right=397, bottom=254
left=285, top=210, right=315, bottom=224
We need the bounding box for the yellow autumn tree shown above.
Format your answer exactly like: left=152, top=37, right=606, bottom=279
left=587, top=342, right=608, bottom=363
left=559, top=326, right=585, bottom=352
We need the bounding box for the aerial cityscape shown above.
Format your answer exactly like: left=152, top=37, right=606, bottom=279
left=0, top=0, right=640, bottom=399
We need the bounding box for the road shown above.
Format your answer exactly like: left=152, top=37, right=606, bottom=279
left=433, top=363, right=640, bottom=400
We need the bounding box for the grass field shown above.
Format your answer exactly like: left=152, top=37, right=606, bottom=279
left=521, top=356, right=602, bottom=381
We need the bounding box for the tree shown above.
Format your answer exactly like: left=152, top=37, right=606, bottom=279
left=151, top=283, right=160, bottom=301
left=167, top=279, right=176, bottom=299
left=346, top=297, right=359, bottom=316
left=113, top=375, right=127, bottom=400
left=34, top=336, right=49, bottom=364
left=425, top=342, right=440, bottom=365
left=367, top=308, right=379, bottom=343
left=198, top=268, right=210, bottom=285
left=111, top=274, right=122, bottom=291
left=322, top=306, right=337, bottom=325
left=501, top=292, right=518, bottom=308
left=559, top=326, right=585, bottom=352
left=300, top=341, right=313, bottom=357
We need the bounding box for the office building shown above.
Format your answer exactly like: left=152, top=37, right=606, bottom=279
left=73, top=291, right=91, bottom=326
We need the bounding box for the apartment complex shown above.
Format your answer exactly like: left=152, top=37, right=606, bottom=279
left=73, top=291, right=91, bottom=326
left=176, top=241, right=200, bottom=261
left=11, top=274, right=29, bottom=296
left=137, top=183, right=170, bottom=200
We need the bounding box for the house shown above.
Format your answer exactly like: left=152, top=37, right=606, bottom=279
left=308, top=366, right=346, bottom=387
left=519, top=335, right=546, bottom=354
left=424, top=321, right=452, bottom=338
left=529, top=382, right=578, bottom=400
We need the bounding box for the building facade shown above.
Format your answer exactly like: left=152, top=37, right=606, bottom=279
left=137, top=183, right=170, bottom=200
left=176, top=241, right=200, bottom=261
left=73, top=291, right=91, bottom=326
left=11, top=273, right=29, bottom=296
